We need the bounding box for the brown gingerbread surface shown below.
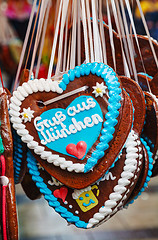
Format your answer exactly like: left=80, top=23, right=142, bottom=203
left=120, top=76, right=146, bottom=135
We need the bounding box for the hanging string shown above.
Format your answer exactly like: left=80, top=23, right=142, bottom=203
left=129, top=0, right=136, bottom=59
left=99, top=0, right=107, bottom=64
left=109, top=0, right=130, bottom=77
left=35, top=0, right=51, bottom=79
left=55, top=0, right=69, bottom=78
left=106, top=0, right=116, bottom=71
left=91, top=0, right=102, bottom=62
left=24, top=0, right=42, bottom=71
left=113, top=0, right=137, bottom=80
left=66, top=34, right=71, bottom=71
left=63, top=17, right=69, bottom=72
left=135, top=0, right=158, bottom=69
left=77, top=0, right=81, bottom=66
left=86, top=0, right=94, bottom=62
left=124, top=0, right=152, bottom=89
left=29, top=0, right=49, bottom=80
left=80, top=0, right=89, bottom=63
left=114, top=0, right=133, bottom=76
left=47, top=0, right=63, bottom=79
left=13, top=0, right=37, bottom=91
left=70, top=0, right=77, bottom=69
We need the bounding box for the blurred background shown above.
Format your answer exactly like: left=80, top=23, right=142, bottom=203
left=0, top=0, right=158, bottom=239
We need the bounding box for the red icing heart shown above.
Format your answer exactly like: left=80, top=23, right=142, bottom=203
left=53, top=187, right=68, bottom=202
left=66, top=141, right=87, bottom=159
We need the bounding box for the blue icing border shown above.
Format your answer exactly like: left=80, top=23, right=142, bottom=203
left=141, top=135, right=154, bottom=152
left=13, top=129, right=24, bottom=184
left=126, top=137, right=153, bottom=206
left=59, top=62, right=122, bottom=173
left=26, top=150, right=88, bottom=229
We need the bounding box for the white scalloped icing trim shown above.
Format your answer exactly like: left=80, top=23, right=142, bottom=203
left=101, top=138, right=143, bottom=225
left=87, top=130, right=140, bottom=228
left=9, top=79, right=85, bottom=173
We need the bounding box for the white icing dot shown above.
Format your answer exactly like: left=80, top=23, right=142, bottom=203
left=64, top=201, right=68, bottom=205
left=75, top=211, right=79, bottom=215
left=69, top=205, right=73, bottom=209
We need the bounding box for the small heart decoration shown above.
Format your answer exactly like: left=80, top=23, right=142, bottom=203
left=66, top=141, right=87, bottom=159
left=53, top=187, right=68, bottom=202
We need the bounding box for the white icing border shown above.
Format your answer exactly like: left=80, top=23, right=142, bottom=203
left=10, top=79, right=85, bottom=173
left=87, top=130, right=140, bottom=228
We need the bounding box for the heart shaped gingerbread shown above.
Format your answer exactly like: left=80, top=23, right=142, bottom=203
left=10, top=63, right=133, bottom=189
left=26, top=130, right=143, bottom=229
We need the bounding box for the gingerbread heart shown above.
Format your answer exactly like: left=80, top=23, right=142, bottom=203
left=26, top=130, right=143, bottom=229
left=10, top=63, right=133, bottom=189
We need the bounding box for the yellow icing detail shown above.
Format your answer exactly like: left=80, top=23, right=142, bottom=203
left=76, top=185, right=99, bottom=212
left=23, top=113, right=29, bottom=118
left=96, top=88, right=102, bottom=94
left=91, top=185, right=100, bottom=196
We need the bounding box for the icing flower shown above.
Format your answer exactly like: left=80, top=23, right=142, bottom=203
left=92, top=82, right=107, bottom=97
left=21, top=107, right=34, bottom=123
